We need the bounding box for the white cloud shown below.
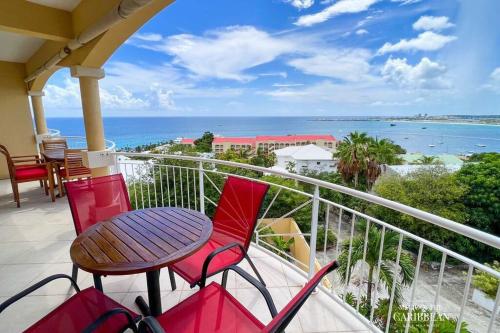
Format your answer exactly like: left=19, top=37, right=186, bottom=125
left=381, top=57, right=451, bottom=89
left=152, top=26, right=295, bottom=81
left=377, top=31, right=457, bottom=55
left=272, top=83, right=304, bottom=87
left=356, top=29, right=369, bottom=35
left=287, top=49, right=372, bottom=82
left=413, top=16, right=454, bottom=31
left=391, top=0, right=422, bottom=5
left=481, top=67, right=500, bottom=94
left=284, top=0, right=314, bottom=9
left=131, top=32, right=163, bottom=42
left=259, top=72, right=288, bottom=78
left=295, top=0, right=378, bottom=27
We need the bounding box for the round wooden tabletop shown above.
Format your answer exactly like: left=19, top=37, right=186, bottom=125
left=70, top=207, right=213, bottom=275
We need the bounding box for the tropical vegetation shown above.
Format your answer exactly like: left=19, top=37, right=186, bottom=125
left=472, top=260, right=499, bottom=298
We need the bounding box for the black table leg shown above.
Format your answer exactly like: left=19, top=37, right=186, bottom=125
left=93, top=274, right=103, bottom=292
left=147, top=270, right=162, bottom=316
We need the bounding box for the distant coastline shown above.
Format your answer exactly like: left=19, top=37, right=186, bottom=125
left=389, top=120, right=500, bottom=127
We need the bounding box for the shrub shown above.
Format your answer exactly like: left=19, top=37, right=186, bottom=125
left=472, top=261, right=500, bottom=298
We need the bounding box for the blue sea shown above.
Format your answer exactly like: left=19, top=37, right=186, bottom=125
left=46, top=117, right=500, bottom=155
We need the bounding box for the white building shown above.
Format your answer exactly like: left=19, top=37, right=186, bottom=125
left=273, top=144, right=336, bottom=174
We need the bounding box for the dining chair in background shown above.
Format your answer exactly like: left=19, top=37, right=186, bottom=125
left=56, top=149, right=92, bottom=196
left=41, top=138, right=68, bottom=152
left=168, top=176, right=270, bottom=290
left=65, top=174, right=132, bottom=281
left=0, top=144, right=54, bottom=207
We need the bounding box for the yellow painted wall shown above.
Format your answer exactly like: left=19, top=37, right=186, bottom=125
left=0, top=61, right=37, bottom=179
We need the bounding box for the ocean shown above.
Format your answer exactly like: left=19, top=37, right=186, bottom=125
left=46, top=117, right=500, bottom=155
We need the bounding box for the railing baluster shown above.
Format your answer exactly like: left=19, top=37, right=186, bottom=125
left=487, top=285, right=500, bottom=333
left=428, top=253, right=447, bottom=333
left=193, top=169, right=197, bottom=211
left=179, top=167, right=184, bottom=208
left=343, top=213, right=356, bottom=302
left=186, top=167, right=191, bottom=209
left=159, top=165, right=164, bottom=207
left=370, top=225, right=386, bottom=323
left=198, top=161, right=205, bottom=214
left=455, top=265, right=473, bottom=333
left=385, top=234, right=403, bottom=333
left=336, top=208, right=343, bottom=258
left=130, top=163, right=138, bottom=209
left=139, top=165, right=145, bottom=209
left=404, top=242, right=423, bottom=333
left=165, top=166, right=171, bottom=206
left=152, top=165, right=158, bottom=208
left=308, top=186, right=320, bottom=280
left=173, top=166, right=177, bottom=207
left=356, top=219, right=370, bottom=312
left=146, top=164, right=151, bottom=208
left=323, top=204, right=330, bottom=265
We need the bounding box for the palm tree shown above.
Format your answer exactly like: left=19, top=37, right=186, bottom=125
left=366, top=138, right=402, bottom=187
left=337, top=223, right=414, bottom=309
left=335, top=132, right=370, bottom=187
left=415, top=155, right=441, bottom=165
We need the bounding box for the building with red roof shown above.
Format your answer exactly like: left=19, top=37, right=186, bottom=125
left=212, top=134, right=336, bottom=154
left=180, top=138, right=195, bottom=146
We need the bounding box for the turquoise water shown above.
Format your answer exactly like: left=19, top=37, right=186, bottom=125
left=46, top=117, right=500, bottom=155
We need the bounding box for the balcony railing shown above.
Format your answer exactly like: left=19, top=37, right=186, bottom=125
left=44, top=129, right=116, bottom=151
left=111, top=152, right=500, bottom=333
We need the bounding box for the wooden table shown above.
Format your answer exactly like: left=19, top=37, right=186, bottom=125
left=41, top=149, right=65, bottom=162
left=70, top=207, right=213, bottom=316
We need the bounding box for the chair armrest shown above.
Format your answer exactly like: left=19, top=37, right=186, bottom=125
left=11, top=154, right=40, bottom=159
left=0, top=274, right=80, bottom=314
left=199, top=242, right=245, bottom=287
left=82, top=308, right=140, bottom=333
left=138, top=317, right=167, bottom=333
left=224, top=265, right=278, bottom=318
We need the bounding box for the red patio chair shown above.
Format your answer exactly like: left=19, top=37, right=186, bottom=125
left=0, top=274, right=139, bottom=333
left=0, top=144, right=55, bottom=207
left=167, top=176, right=269, bottom=290
left=139, top=261, right=339, bottom=333
left=65, top=174, right=132, bottom=282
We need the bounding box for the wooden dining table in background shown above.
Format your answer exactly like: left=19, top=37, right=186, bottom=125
left=70, top=207, right=213, bottom=316
left=41, top=149, right=65, bottom=196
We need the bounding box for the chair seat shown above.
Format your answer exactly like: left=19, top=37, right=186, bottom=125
left=157, top=282, right=264, bottom=333
left=25, top=287, right=139, bottom=333
left=58, top=167, right=91, bottom=178
left=15, top=166, right=47, bottom=180
left=170, top=238, right=243, bottom=285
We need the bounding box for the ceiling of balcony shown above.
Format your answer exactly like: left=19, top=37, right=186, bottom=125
left=27, top=0, right=81, bottom=12
left=0, top=0, right=81, bottom=63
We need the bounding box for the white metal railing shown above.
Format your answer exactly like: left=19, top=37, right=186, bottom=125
left=47, top=128, right=60, bottom=136
left=42, top=130, right=116, bottom=151
left=112, top=152, right=500, bottom=333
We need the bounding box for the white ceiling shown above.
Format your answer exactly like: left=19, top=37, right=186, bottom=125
left=0, top=30, right=45, bottom=63
left=26, top=0, right=81, bottom=12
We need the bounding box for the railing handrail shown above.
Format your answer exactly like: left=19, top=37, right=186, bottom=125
left=59, top=135, right=116, bottom=151
left=112, top=151, right=500, bottom=250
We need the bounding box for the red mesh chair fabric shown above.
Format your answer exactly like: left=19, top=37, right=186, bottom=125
left=170, top=176, right=269, bottom=285
left=24, top=287, right=139, bottom=333
left=65, top=174, right=132, bottom=235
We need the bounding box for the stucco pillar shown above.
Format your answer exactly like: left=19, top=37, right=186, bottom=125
left=28, top=91, right=48, bottom=135
left=70, top=66, right=108, bottom=177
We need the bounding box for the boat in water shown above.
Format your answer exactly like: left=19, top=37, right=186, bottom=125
left=390, top=123, right=396, bottom=126
left=475, top=144, right=487, bottom=147
left=428, top=144, right=436, bottom=147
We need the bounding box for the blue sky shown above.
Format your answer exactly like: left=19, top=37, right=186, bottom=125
left=44, top=0, right=500, bottom=117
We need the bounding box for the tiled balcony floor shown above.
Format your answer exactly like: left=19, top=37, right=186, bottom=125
left=0, top=180, right=370, bottom=333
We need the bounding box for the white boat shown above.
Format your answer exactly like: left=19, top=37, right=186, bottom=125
left=475, top=144, right=487, bottom=147
left=428, top=144, right=435, bottom=147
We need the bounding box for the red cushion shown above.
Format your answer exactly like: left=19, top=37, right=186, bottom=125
left=170, top=237, right=243, bottom=285
left=157, top=282, right=264, bottom=333
left=15, top=166, right=47, bottom=180
left=25, top=287, right=139, bottom=333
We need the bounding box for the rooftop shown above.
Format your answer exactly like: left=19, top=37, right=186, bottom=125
left=274, top=144, right=333, bottom=160
left=0, top=180, right=368, bottom=333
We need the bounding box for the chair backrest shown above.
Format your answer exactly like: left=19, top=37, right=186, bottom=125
left=65, top=174, right=132, bottom=235
left=64, top=149, right=91, bottom=178
left=42, top=138, right=67, bottom=151
left=0, top=145, right=15, bottom=179
left=263, top=261, right=339, bottom=333
left=211, top=176, right=269, bottom=249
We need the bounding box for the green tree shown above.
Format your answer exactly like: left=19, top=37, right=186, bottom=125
left=335, top=131, right=370, bottom=188
left=370, top=167, right=469, bottom=260
left=414, top=155, right=441, bottom=165
left=193, top=131, right=214, bottom=152
left=337, top=223, right=414, bottom=309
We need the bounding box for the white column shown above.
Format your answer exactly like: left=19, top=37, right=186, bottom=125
left=71, top=66, right=108, bottom=177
